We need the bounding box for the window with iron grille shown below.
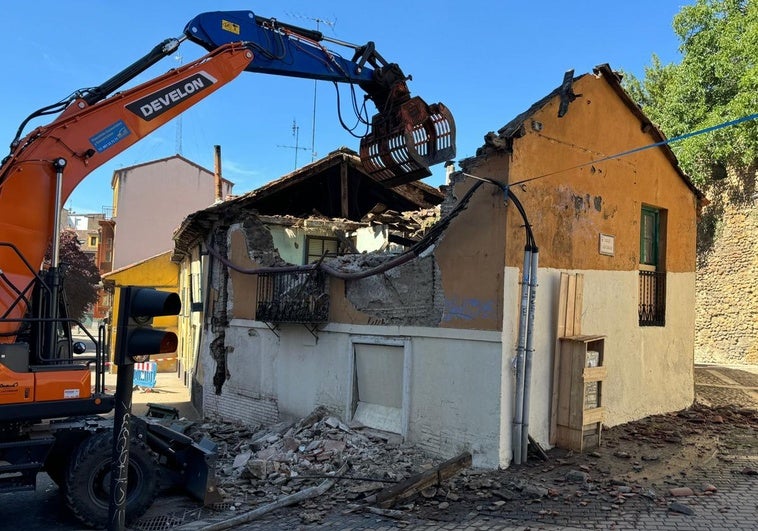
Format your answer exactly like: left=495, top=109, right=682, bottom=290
left=639, top=270, right=666, bottom=326
left=639, top=206, right=666, bottom=326
left=256, top=270, right=329, bottom=323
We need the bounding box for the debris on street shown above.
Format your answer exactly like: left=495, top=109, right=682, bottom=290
left=155, top=401, right=755, bottom=530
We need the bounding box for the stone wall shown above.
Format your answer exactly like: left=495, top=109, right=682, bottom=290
left=695, top=167, right=758, bottom=365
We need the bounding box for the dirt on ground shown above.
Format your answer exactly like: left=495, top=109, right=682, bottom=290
left=135, top=366, right=758, bottom=529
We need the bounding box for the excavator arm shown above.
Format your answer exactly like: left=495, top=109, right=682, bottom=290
left=0, top=9, right=455, bottom=338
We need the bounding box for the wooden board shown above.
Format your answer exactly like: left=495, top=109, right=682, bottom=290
left=551, top=273, right=584, bottom=444
left=583, top=366, right=607, bottom=382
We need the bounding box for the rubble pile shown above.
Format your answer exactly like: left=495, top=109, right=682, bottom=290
left=197, top=406, right=442, bottom=520
left=176, top=402, right=756, bottom=527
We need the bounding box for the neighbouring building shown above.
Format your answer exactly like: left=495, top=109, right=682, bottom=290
left=93, top=154, right=233, bottom=327
left=93, top=217, right=116, bottom=319
left=62, top=210, right=104, bottom=257
left=174, top=66, right=704, bottom=468
left=101, top=251, right=180, bottom=372
left=111, top=155, right=233, bottom=270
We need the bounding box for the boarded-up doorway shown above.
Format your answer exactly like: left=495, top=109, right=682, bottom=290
left=347, top=337, right=410, bottom=435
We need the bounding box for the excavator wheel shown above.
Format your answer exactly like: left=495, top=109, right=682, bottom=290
left=360, top=97, right=456, bottom=187
left=63, top=431, right=159, bottom=528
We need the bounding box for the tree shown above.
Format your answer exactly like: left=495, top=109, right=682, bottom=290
left=45, top=230, right=101, bottom=321
left=624, top=0, right=758, bottom=185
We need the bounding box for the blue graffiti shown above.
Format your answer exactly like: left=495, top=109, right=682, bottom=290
left=443, top=297, right=495, bottom=322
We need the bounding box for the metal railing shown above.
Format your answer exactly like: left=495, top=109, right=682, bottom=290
left=256, top=270, right=329, bottom=323
left=639, top=270, right=666, bottom=326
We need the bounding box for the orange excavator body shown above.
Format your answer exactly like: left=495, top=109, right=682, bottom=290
left=0, top=44, right=254, bottom=341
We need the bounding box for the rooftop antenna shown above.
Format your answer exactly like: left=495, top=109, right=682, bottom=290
left=277, top=119, right=309, bottom=169
left=286, top=12, right=336, bottom=162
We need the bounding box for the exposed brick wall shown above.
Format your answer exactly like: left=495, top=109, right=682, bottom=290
left=695, top=167, right=758, bottom=365
left=202, top=377, right=279, bottom=427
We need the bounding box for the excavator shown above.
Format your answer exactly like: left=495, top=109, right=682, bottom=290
left=0, top=9, right=455, bottom=529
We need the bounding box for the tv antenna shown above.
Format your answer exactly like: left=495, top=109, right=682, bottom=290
left=286, top=12, right=337, bottom=162
left=277, top=119, right=309, bottom=169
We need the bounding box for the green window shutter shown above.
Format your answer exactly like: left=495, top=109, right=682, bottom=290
left=640, top=207, right=659, bottom=266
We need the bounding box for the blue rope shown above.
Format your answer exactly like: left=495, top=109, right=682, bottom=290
left=511, top=112, right=758, bottom=186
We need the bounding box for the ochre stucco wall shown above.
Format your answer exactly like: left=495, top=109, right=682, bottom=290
left=462, top=74, right=697, bottom=275
left=104, top=252, right=179, bottom=372
left=434, top=168, right=509, bottom=331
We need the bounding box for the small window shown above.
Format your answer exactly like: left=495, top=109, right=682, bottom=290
left=305, top=236, right=340, bottom=264
left=89, top=236, right=98, bottom=247
left=640, top=206, right=659, bottom=267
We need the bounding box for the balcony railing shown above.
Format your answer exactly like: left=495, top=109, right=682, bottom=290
left=639, top=270, right=666, bottom=327
left=256, top=270, right=329, bottom=324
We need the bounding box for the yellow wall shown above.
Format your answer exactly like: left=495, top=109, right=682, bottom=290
left=104, top=251, right=180, bottom=372
left=461, top=73, right=697, bottom=275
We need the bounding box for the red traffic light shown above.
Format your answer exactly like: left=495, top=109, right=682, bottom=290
left=128, top=329, right=178, bottom=356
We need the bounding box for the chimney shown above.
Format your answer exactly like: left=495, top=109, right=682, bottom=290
left=214, top=145, right=222, bottom=202
left=444, top=160, right=455, bottom=186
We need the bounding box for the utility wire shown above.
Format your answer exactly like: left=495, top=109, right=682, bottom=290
left=510, top=112, right=758, bottom=187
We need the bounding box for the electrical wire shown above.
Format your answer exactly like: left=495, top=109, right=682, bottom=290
left=510, top=112, right=758, bottom=187
left=461, top=172, right=535, bottom=247
left=205, top=180, right=484, bottom=280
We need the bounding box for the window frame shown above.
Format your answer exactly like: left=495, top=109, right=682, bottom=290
left=304, top=235, right=340, bottom=264
left=640, top=206, right=659, bottom=267
left=638, top=205, right=666, bottom=327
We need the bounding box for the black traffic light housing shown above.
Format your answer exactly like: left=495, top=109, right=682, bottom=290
left=114, top=286, right=181, bottom=366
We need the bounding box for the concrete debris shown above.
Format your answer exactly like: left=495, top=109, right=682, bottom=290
left=176, top=402, right=756, bottom=527
left=196, top=406, right=446, bottom=513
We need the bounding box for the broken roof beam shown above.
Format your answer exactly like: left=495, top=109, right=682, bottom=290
left=366, top=451, right=472, bottom=509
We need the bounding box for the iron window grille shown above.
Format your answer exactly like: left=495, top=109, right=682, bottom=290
left=639, top=270, right=665, bottom=326
left=256, top=270, right=329, bottom=324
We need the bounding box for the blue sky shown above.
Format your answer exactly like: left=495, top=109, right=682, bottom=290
left=0, top=1, right=686, bottom=214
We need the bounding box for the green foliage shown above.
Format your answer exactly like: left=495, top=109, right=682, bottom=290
left=623, top=0, right=758, bottom=185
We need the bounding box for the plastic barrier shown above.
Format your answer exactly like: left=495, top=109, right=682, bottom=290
left=133, top=361, right=157, bottom=389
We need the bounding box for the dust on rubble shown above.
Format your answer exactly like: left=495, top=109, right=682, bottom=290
left=173, top=401, right=756, bottom=526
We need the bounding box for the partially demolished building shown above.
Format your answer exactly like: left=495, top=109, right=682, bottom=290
left=173, top=65, right=704, bottom=468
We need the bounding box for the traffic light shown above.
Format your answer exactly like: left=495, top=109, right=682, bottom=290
left=114, top=286, right=181, bottom=365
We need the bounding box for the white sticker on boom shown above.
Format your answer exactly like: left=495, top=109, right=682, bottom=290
left=64, top=389, right=80, bottom=399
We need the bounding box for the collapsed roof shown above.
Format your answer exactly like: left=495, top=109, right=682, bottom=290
left=173, top=147, right=444, bottom=260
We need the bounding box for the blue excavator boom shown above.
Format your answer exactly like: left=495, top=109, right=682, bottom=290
left=184, top=10, right=456, bottom=186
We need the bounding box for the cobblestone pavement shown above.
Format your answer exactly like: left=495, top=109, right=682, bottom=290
left=4, top=365, right=754, bottom=530
left=142, top=365, right=757, bottom=531
left=164, top=453, right=756, bottom=531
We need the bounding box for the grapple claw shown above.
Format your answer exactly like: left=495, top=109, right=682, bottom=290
left=360, top=97, right=455, bottom=187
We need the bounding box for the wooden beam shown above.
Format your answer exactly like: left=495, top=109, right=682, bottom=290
left=367, top=452, right=472, bottom=509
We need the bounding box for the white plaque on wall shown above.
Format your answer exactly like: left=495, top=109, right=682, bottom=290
left=599, top=233, right=615, bottom=256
